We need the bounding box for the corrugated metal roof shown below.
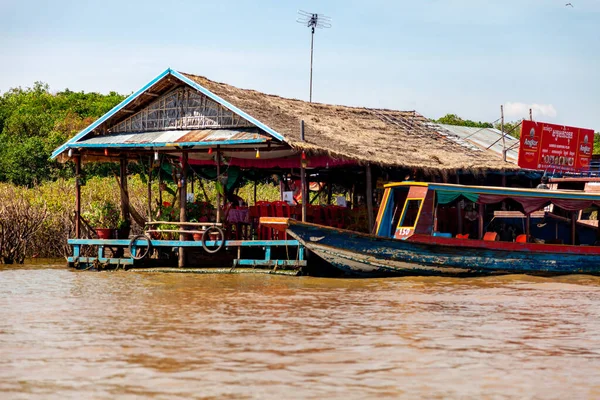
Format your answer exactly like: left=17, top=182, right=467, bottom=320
left=72, top=129, right=270, bottom=148
left=433, top=124, right=519, bottom=163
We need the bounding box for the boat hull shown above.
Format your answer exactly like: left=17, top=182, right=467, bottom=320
left=284, top=220, right=600, bottom=277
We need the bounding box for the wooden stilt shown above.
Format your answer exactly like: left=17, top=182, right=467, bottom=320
left=119, top=158, right=130, bottom=222
left=158, top=156, right=163, bottom=208
left=478, top=204, right=484, bottom=240
left=253, top=180, right=257, bottom=205
left=366, top=164, right=374, bottom=232
left=526, top=213, right=531, bottom=242
left=216, top=147, right=221, bottom=223
left=300, top=156, right=307, bottom=222
left=300, top=121, right=307, bottom=222
left=456, top=173, right=462, bottom=234
left=75, top=155, right=81, bottom=239
left=147, top=156, right=152, bottom=221
left=179, top=153, right=188, bottom=268
left=571, top=212, right=577, bottom=245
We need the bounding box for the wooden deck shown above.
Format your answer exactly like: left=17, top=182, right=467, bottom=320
left=67, top=238, right=306, bottom=273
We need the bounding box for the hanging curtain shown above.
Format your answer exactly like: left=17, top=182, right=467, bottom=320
left=436, top=191, right=479, bottom=205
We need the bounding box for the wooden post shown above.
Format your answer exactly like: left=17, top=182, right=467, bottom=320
left=158, top=157, right=163, bottom=207
left=366, top=164, right=374, bottom=232
left=300, top=157, right=307, bottom=222
left=478, top=204, right=484, bottom=240
left=179, top=152, right=188, bottom=268
left=147, top=156, right=152, bottom=221
left=75, top=155, right=81, bottom=239
left=526, top=213, right=531, bottom=241
left=327, top=181, right=333, bottom=205
left=300, top=121, right=307, bottom=222
left=253, top=180, right=257, bottom=205
left=456, top=173, right=463, bottom=234
left=571, top=212, right=577, bottom=245
left=216, top=147, right=221, bottom=223
left=119, top=158, right=129, bottom=221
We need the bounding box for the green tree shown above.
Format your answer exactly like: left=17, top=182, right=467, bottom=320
left=435, top=113, right=493, bottom=128
left=594, top=133, right=600, bottom=155
left=0, top=83, right=126, bottom=186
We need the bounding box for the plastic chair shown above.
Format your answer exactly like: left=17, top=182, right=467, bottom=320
left=307, top=205, right=324, bottom=225
left=255, top=201, right=272, bottom=239
left=271, top=201, right=290, bottom=239
left=325, top=206, right=344, bottom=229
left=456, top=233, right=469, bottom=239
left=515, top=234, right=528, bottom=243
left=483, top=232, right=499, bottom=241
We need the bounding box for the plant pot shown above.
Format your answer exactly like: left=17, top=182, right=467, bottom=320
left=116, top=227, right=131, bottom=239
left=193, top=233, right=203, bottom=241
left=96, top=228, right=114, bottom=240
left=149, top=231, right=161, bottom=240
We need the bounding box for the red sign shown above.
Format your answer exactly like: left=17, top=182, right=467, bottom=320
left=518, top=120, right=594, bottom=172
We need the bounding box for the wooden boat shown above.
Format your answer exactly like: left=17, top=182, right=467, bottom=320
left=262, top=182, right=600, bottom=276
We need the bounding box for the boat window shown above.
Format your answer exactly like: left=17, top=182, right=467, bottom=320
left=389, top=189, right=410, bottom=234
left=399, top=199, right=422, bottom=228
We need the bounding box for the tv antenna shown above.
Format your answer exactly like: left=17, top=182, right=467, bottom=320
left=297, top=10, right=331, bottom=102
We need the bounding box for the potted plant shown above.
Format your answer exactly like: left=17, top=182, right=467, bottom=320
left=115, top=218, right=131, bottom=239
left=83, top=200, right=119, bottom=239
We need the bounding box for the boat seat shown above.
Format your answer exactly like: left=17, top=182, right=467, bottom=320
left=456, top=233, right=469, bottom=239
left=515, top=234, right=528, bottom=243
left=483, top=232, right=498, bottom=241
left=432, top=232, right=452, bottom=238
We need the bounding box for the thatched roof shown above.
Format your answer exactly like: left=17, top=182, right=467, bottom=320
left=183, top=73, right=516, bottom=172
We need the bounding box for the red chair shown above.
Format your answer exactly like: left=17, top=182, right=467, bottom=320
left=324, top=206, right=344, bottom=228
left=271, top=201, right=291, bottom=239
left=255, top=201, right=272, bottom=239
left=307, top=205, right=324, bottom=225
left=272, top=201, right=291, bottom=217
left=456, top=233, right=469, bottom=239
left=515, top=234, right=528, bottom=243
left=483, top=232, right=499, bottom=241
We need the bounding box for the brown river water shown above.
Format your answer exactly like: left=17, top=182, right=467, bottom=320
left=2, top=262, right=600, bottom=399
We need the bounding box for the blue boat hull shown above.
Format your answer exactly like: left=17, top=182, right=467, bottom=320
left=285, top=221, right=600, bottom=277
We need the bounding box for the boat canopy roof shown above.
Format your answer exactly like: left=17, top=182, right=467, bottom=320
left=384, top=182, right=600, bottom=214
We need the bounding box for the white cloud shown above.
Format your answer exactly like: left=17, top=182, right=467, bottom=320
left=504, top=102, right=557, bottom=120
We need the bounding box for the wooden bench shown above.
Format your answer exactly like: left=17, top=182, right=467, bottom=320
left=145, top=221, right=224, bottom=238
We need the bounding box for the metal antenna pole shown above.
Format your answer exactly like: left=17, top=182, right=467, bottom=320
left=501, top=104, right=506, bottom=161
left=297, top=10, right=331, bottom=103
left=310, top=26, right=315, bottom=102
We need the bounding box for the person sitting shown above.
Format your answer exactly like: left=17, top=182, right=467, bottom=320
left=537, top=176, right=550, bottom=190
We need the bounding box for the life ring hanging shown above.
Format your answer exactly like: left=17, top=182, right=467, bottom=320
left=201, top=226, right=225, bottom=254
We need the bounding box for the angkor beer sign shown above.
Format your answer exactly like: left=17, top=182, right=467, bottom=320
left=518, top=120, right=594, bottom=171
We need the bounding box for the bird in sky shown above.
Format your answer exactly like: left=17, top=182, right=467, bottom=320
left=565, top=2, right=574, bottom=7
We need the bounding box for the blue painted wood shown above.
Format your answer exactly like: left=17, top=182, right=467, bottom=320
left=52, top=68, right=173, bottom=159
left=286, top=221, right=600, bottom=277
left=68, top=257, right=134, bottom=265
left=428, top=183, right=600, bottom=201
left=233, top=259, right=307, bottom=267
left=73, top=138, right=267, bottom=149
left=67, top=239, right=299, bottom=247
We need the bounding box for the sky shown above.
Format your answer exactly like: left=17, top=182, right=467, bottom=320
left=1, top=0, right=599, bottom=131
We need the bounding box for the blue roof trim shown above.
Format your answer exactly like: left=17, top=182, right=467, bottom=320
left=51, top=68, right=173, bottom=159
left=428, top=183, right=600, bottom=201
left=169, top=70, right=286, bottom=142
left=68, top=138, right=268, bottom=149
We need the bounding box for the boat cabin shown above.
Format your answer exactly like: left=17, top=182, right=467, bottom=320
left=375, top=182, right=600, bottom=246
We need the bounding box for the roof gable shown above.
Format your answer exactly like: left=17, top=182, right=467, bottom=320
left=110, top=86, right=254, bottom=133
left=51, top=68, right=285, bottom=159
